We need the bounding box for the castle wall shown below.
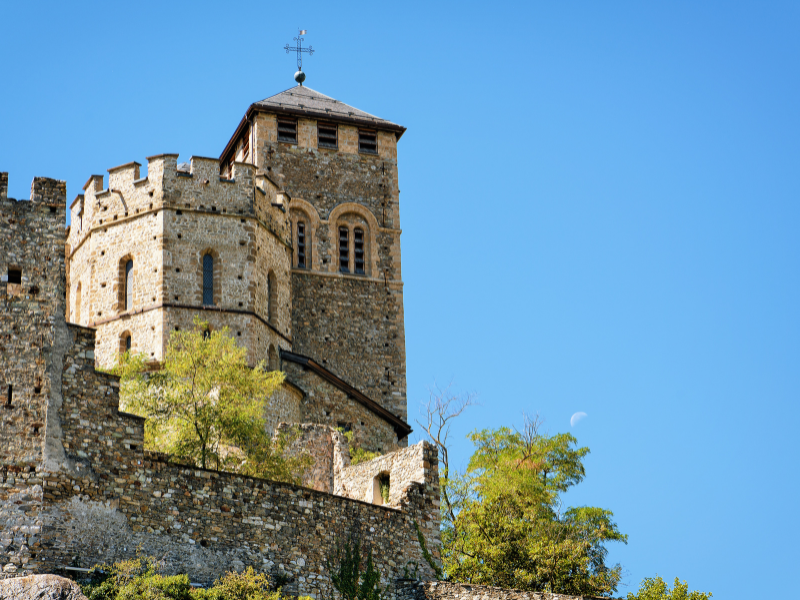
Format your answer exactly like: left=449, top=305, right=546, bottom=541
left=2, top=177, right=437, bottom=589
left=0, top=176, right=67, bottom=467
left=395, top=581, right=584, bottom=600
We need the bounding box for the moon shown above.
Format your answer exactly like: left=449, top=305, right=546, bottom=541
left=570, top=412, right=587, bottom=427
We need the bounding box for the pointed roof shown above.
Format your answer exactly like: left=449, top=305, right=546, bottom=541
left=254, top=86, right=405, bottom=133
left=220, top=85, right=405, bottom=162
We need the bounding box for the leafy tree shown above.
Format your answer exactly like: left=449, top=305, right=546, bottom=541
left=111, top=318, right=308, bottom=483
left=627, top=576, right=712, bottom=600
left=419, top=392, right=626, bottom=597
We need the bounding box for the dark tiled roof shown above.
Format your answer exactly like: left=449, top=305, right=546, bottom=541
left=254, top=85, right=404, bottom=131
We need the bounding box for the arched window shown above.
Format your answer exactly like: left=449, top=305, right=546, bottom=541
left=338, top=227, right=349, bottom=273
left=121, top=332, right=132, bottom=356
left=75, top=282, right=81, bottom=324
left=268, top=345, right=278, bottom=371
left=203, top=253, right=214, bottom=306
left=267, top=270, right=277, bottom=326
left=297, top=221, right=306, bottom=268
left=354, top=228, right=365, bottom=275
left=125, top=259, right=134, bottom=311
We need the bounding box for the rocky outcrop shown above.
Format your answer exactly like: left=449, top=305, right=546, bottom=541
left=0, top=574, right=87, bottom=600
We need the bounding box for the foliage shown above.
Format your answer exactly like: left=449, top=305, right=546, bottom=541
left=340, top=429, right=381, bottom=466
left=377, top=474, right=390, bottom=504
left=82, top=556, right=192, bottom=600
left=326, top=531, right=386, bottom=600
left=110, top=318, right=307, bottom=484
left=626, top=576, right=712, bottom=600
left=193, top=567, right=280, bottom=600
left=80, top=558, right=309, bottom=600
left=418, top=388, right=626, bottom=597
left=412, top=520, right=444, bottom=580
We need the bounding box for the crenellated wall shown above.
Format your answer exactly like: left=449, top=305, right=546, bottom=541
left=65, top=156, right=293, bottom=369
left=1, top=178, right=439, bottom=591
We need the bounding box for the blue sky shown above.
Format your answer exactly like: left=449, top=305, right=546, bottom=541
left=2, top=2, right=799, bottom=597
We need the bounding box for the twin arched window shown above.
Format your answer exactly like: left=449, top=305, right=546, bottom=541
left=338, top=226, right=366, bottom=275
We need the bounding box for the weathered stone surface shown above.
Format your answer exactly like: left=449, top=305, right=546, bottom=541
left=396, top=581, right=600, bottom=600
left=0, top=574, right=87, bottom=600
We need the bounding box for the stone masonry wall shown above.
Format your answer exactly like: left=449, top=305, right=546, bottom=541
left=395, top=581, right=597, bottom=600
left=2, top=185, right=439, bottom=590
left=336, top=444, right=434, bottom=509
left=66, top=156, right=292, bottom=369
left=0, top=176, right=67, bottom=466
left=252, top=112, right=408, bottom=422
left=283, top=361, right=400, bottom=453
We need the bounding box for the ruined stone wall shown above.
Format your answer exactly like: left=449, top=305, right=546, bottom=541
left=0, top=176, right=66, bottom=467
left=336, top=443, right=434, bottom=509
left=252, top=113, right=407, bottom=422
left=395, top=581, right=591, bottom=600
left=284, top=362, right=400, bottom=453
left=275, top=423, right=349, bottom=494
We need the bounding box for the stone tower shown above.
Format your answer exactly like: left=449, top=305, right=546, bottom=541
left=65, top=85, right=410, bottom=452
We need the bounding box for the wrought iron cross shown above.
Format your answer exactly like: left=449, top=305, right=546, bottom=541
left=284, top=30, right=314, bottom=70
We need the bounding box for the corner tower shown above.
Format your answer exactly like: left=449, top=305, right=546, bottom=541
left=220, top=86, right=408, bottom=424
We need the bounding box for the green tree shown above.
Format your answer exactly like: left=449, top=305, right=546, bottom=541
left=112, top=318, right=308, bottom=483
left=419, top=393, right=626, bottom=597
left=627, top=576, right=712, bottom=600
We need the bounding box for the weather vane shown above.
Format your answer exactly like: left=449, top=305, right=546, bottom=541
left=284, top=29, right=314, bottom=85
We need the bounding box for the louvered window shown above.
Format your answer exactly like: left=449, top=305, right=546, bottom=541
left=318, top=123, right=337, bottom=149
left=125, top=260, right=133, bottom=311
left=358, top=130, right=377, bottom=154
left=339, top=227, right=349, bottom=273
left=297, top=222, right=306, bottom=268
left=354, top=228, right=365, bottom=274
left=278, top=119, right=297, bottom=143
left=242, top=134, right=249, bottom=160
left=203, top=254, right=214, bottom=305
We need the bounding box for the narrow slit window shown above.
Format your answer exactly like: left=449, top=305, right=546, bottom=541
left=125, top=260, right=134, bottom=311
left=6, top=384, right=12, bottom=407
left=297, top=221, right=306, bottom=268
left=75, top=282, right=81, bottom=324
left=203, top=254, right=214, bottom=306
left=242, top=130, right=250, bottom=160
left=278, top=119, right=297, bottom=143
left=7, top=268, right=21, bottom=284
left=125, top=334, right=131, bottom=352
left=339, top=227, right=350, bottom=273
left=358, top=130, right=377, bottom=154
left=268, top=271, right=277, bottom=325
left=354, top=228, right=365, bottom=274
left=318, top=123, right=338, bottom=149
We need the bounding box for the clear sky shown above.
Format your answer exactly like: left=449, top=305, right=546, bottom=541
left=2, top=2, right=798, bottom=598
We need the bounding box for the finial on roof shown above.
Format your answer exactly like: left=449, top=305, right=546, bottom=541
left=284, top=29, right=314, bottom=86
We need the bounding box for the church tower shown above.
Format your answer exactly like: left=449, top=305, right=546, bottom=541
left=219, top=86, right=409, bottom=425
left=65, top=82, right=411, bottom=453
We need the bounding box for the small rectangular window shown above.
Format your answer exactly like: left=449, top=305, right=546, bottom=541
left=297, top=222, right=306, bottom=268
left=278, top=119, right=297, bottom=144
left=318, top=123, right=338, bottom=149
left=7, top=268, right=21, bottom=284
left=339, top=227, right=349, bottom=273
left=358, top=130, right=377, bottom=154
left=354, top=228, right=365, bottom=274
